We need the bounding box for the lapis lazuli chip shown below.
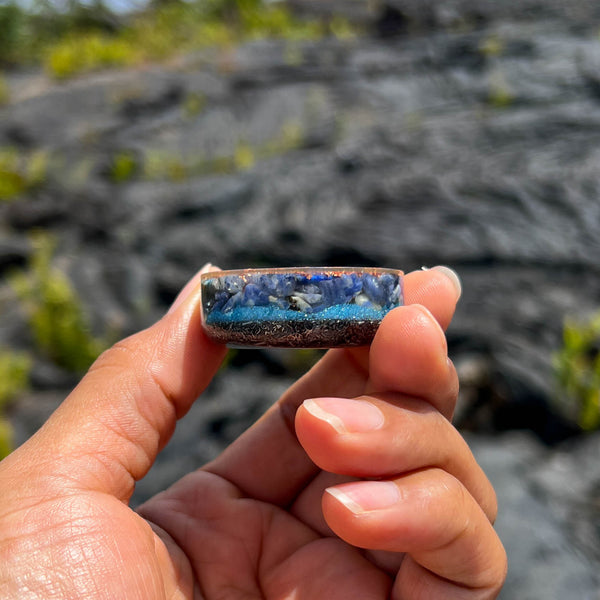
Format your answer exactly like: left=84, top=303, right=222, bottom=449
left=200, top=267, right=404, bottom=348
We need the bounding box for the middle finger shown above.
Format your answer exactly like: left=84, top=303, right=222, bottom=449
left=295, top=393, right=497, bottom=524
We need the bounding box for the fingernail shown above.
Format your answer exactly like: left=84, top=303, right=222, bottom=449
left=167, top=262, right=220, bottom=315
left=432, top=265, right=462, bottom=299
left=326, top=481, right=400, bottom=514
left=303, top=398, right=385, bottom=434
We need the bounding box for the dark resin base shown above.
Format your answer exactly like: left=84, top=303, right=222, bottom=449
left=203, top=318, right=383, bottom=348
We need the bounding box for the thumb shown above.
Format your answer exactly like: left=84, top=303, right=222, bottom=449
left=3, top=264, right=227, bottom=502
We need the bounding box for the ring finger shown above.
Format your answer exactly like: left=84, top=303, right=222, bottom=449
left=323, top=469, right=507, bottom=597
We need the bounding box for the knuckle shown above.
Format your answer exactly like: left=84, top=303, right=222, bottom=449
left=427, top=469, right=473, bottom=545
left=89, top=333, right=153, bottom=377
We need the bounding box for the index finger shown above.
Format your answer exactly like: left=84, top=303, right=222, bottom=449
left=405, top=266, right=462, bottom=329
left=202, top=266, right=462, bottom=506
left=277, top=265, right=463, bottom=407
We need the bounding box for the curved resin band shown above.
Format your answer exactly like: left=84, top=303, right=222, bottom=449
left=200, top=267, right=404, bottom=348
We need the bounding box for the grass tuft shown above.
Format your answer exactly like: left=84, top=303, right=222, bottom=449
left=39, top=0, right=352, bottom=79
left=47, top=34, right=137, bottom=79
left=110, top=150, right=138, bottom=183
left=10, top=234, right=108, bottom=373
left=0, top=348, right=31, bottom=460
left=0, top=147, right=48, bottom=201
left=0, top=73, right=10, bottom=105
left=554, top=312, right=600, bottom=430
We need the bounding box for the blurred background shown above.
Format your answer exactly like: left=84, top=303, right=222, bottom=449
left=2, top=0, right=600, bottom=596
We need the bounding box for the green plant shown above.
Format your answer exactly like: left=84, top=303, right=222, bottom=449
left=4, top=0, right=357, bottom=79
left=329, top=15, right=357, bottom=40
left=137, top=119, right=304, bottom=183
left=0, top=418, right=13, bottom=460
left=110, top=150, right=138, bottom=182
left=487, top=71, right=514, bottom=109
left=0, top=2, right=25, bottom=66
left=0, top=73, right=10, bottom=105
left=0, top=348, right=31, bottom=460
left=10, top=234, right=107, bottom=373
left=233, top=141, right=255, bottom=170
left=0, top=147, right=24, bottom=200
left=479, top=34, right=504, bottom=58
left=183, top=92, right=206, bottom=118
left=47, top=33, right=137, bottom=79
left=0, top=147, right=48, bottom=201
left=46, top=0, right=347, bottom=79
left=238, top=2, right=322, bottom=41
left=166, top=157, right=188, bottom=181
left=554, top=312, right=600, bottom=430
left=0, top=348, right=31, bottom=410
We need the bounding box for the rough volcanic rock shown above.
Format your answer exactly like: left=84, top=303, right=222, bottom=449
left=470, top=432, right=600, bottom=599
left=3, top=1, right=600, bottom=594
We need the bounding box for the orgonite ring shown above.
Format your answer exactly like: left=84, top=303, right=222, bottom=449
left=200, top=267, right=403, bottom=348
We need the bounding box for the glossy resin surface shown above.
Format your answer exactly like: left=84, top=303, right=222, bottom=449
left=200, top=267, right=403, bottom=348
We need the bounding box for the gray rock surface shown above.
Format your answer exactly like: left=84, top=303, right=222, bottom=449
left=3, top=16, right=600, bottom=419
left=470, top=433, right=600, bottom=599
left=3, top=0, right=600, bottom=596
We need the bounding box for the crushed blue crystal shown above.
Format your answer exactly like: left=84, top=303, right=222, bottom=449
left=202, top=269, right=403, bottom=326
left=206, top=304, right=393, bottom=325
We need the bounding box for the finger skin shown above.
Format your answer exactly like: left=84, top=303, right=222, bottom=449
left=323, top=470, right=507, bottom=597
left=295, top=394, right=497, bottom=523
left=403, top=268, right=460, bottom=332
left=0, top=279, right=227, bottom=502
left=204, top=268, right=462, bottom=505
left=367, top=304, right=458, bottom=418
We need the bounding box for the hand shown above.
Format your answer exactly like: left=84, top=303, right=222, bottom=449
left=0, top=266, right=506, bottom=599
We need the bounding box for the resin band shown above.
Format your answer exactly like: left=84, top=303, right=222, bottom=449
left=200, top=267, right=403, bottom=348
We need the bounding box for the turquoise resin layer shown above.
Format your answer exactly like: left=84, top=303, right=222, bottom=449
left=200, top=267, right=403, bottom=348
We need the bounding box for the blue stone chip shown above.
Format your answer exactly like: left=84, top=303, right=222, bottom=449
left=201, top=267, right=403, bottom=348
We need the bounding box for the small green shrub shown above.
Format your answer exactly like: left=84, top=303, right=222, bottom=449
left=3, top=0, right=359, bottom=80
left=488, top=71, right=514, bottom=109
left=0, top=2, right=25, bottom=66
left=0, top=418, right=13, bottom=461
left=131, top=3, right=232, bottom=60
left=0, top=349, right=31, bottom=410
left=166, top=157, right=188, bottom=181
left=277, top=120, right=304, bottom=151
left=554, top=312, right=600, bottom=430
left=0, top=348, right=31, bottom=461
left=183, top=92, right=206, bottom=118
left=0, top=147, right=25, bottom=200
left=27, top=150, right=49, bottom=189
left=10, top=234, right=107, bottom=373
left=40, top=0, right=351, bottom=80
left=0, top=73, right=10, bottom=105
left=0, top=147, right=48, bottom=201
left=137, top=119, right=304, bottom=183
left=239, top=3, right=322, bottom=41
left=234, top=141, right=255, bottom=170
left=110, top=150, right=138, bottom=182
left=489, top=84, right=514, bottom=109
left=479, top=34, right=504, bottom=58
left=329, top=15, right=357, bottom=40
left=47, top=33, right=137, bottom=79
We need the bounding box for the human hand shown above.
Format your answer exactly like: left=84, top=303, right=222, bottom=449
left=0, top=266, right=506, bottom=599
